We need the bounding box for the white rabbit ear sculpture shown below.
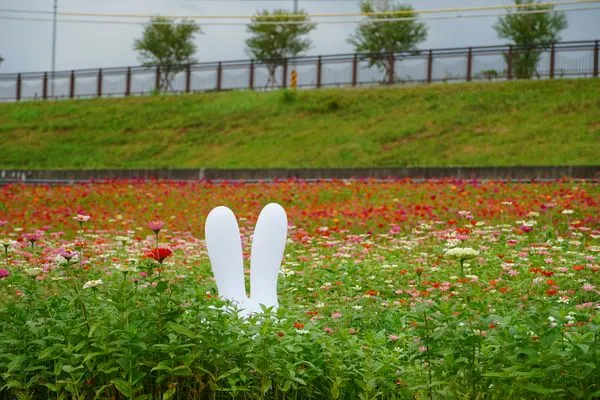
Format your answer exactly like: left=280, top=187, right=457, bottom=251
left=205, top=203, right=287, bottom=317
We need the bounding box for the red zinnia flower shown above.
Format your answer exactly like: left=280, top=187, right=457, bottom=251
left=293, top=322, right=305, bottom=330
left=145, top=247, right=172, bottom=263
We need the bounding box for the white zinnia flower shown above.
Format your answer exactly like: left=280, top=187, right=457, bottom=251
left=24, top=267, right=43, bottom=277
left=444, top=247, right=480, bottom=260
left=114, top=263, right=137, bottom=273
left=83, top=279, right=103, bottom=289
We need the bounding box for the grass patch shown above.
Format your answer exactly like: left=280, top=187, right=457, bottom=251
left=0, top=79, right=599, bottom=168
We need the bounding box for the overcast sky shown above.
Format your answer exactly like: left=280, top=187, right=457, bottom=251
left=0, top=0, right=599, bottom=74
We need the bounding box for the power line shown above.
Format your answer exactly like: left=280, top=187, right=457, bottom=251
left=0, top=5, right=597, bottom=26
left=0, top=0, right=596, bottom=20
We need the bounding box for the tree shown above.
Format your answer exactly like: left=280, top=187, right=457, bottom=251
left=246, top=9, right=316, bottom=88
left=348, top=0, right=427, bottom=84
left=134, top=16, right=201, bottom=91
left=494, top=0, right=567, bottom=79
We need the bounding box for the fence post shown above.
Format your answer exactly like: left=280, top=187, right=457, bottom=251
left=155, top=66, right=161, bottom=92
left=466, top=47, right=473, bottom=81
left=42, top=72, right=48, bottom=100
left=387, top=53, right=395, bottom=84
left=69, top=70, right=75, bottom=98
left=185, top=64, right=191, bottom=93
left=125, top=67, right=132, bottom=97
left=427, top=50, right=433, bottom=83
left=282, top=59, right=288, bottom=89
left=216, top=62, right=222, bottom=91
left=97, top=68, right=103, bottom=97
left=549, top=43, right=555, bottom=79
left=593, top=40, right=599, bottom=78
left=249, top=60, right=254, bottom=90
left=16, top=73, right=22, bottom=101
left=507, top=46, right=513, bottom=80
left=352, top=54, right=358, bottom=87
left=316, top=56, right=322, bottom=88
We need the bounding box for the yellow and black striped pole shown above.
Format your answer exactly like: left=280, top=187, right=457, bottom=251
left=290, top=70, right=298, bottom=89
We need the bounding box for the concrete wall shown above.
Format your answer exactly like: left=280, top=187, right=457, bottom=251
left=1, top=166, right=599, bottom=183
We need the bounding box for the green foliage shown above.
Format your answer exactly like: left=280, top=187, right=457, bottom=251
left=479, top=69, right=500, bottom=81
left=245, top=9, right=316, bottom=88
left=494, top=0, right=567, bottom=79
left=0, top=79, right=599, bottom=168
left=134, top=16, right=202, bottom=91
left=348, top=1, right=427, bottom=84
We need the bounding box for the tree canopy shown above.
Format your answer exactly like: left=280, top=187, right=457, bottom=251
left=246, top=9, right=316, bottom=87
left=494, top=0, right=567, bottom=79
left=348, top=0, right=427, bottom=83
left=134, top=17, right=201, bottom=91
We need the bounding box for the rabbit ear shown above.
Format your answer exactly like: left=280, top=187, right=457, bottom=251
left=249, top=203, right=287, bottom=310
left=205, top=206, right=248, bottom=305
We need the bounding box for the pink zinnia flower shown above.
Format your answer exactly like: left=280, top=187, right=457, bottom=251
left=0, top=269, right=9, bottom=279
left=389, top=334, right=399, bottom=342
left=583, top=284, right=595, bottom=292
left=148, top=220, right=165, bottom=233
left=59, top=249, right=78, bottom=261
left=23, top=232, right=42, bottom=244
left=0, top=220, right=7, bottom=227
left=73, top=214, right=91, bottom=222
left=331, top=312, right=342, bottom=319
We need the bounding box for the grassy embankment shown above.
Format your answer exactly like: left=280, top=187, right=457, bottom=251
left=0, top=79, right=598, bottom=168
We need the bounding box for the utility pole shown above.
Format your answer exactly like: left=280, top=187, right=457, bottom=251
left=51, top=0, right=57, bottom=98
left=291, top=0, right=298, bottom=89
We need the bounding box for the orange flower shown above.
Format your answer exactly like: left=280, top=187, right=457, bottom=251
left=293, top=322, right=305, bottom=330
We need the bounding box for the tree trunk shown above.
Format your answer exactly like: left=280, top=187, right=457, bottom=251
left=266, top=64, right=278, bottom=89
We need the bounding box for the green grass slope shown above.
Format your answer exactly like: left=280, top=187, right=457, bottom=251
left=0, top=79, right=598, bottom=168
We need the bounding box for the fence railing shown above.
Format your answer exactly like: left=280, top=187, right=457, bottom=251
left=0, top=40, right=598, bottom=102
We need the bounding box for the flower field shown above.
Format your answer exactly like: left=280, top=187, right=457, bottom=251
left=0, top=179, right=599, bottom=399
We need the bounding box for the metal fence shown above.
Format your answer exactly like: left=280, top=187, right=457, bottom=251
left=0, top=40, right=598, bottom=102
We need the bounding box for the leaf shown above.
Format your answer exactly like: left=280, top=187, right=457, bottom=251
left=83, top=352, right=103, bottom=363
left=523, top=383, right=562, bottom=395
left=1, top=380, right=23, bottom=390
left=42, top=382, right=59, bottom=392
left=37, top=347, right=57, bottom=360
left=541, top=330, right=560, bottom=347
left=168, top=322, right=195, bottom=339
left=156, top=281, right=169, bottom=293
left=111, top=378, right=133, bottom=398
left=217, top=367, right=241, bottom=382
left=172, top=366, right=192, bottom=377
left=163, top=386, right=176, bottom=400
left=151, top=361, right=173, bottom=373
left=131, top=370, right=147, bottom=386
left=518, top=347, right=539, bottom=362
left=577, top=344, right=589, bottom=354
left=62, top=364, right=83, bottom=374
